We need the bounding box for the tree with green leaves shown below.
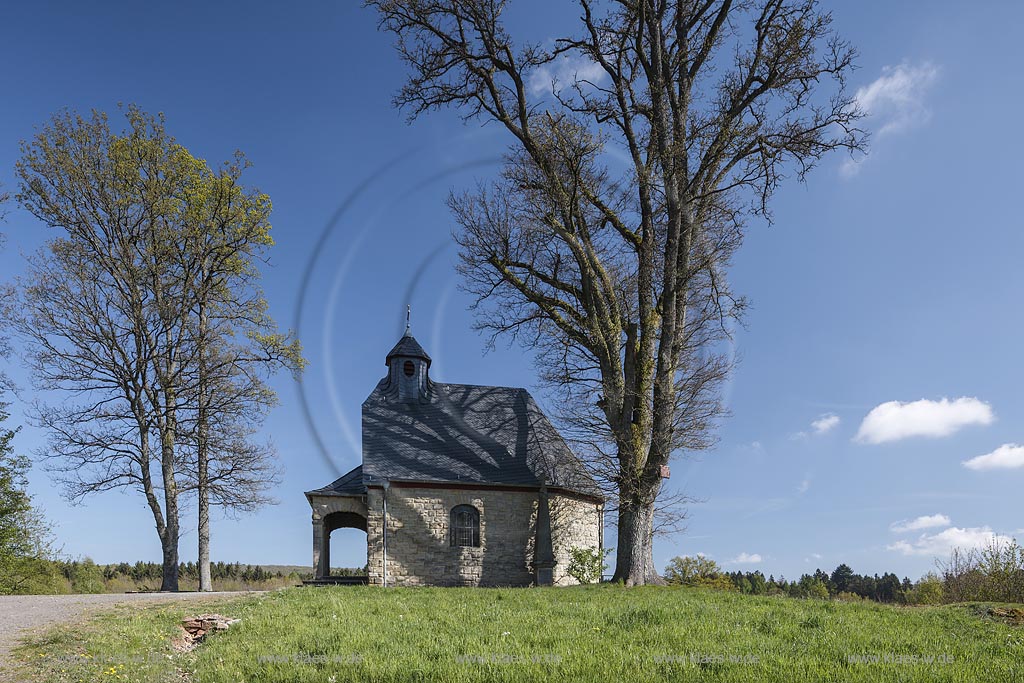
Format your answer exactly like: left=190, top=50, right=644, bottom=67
left=664, top=554, right=723, bottom=586
left=15, top=107, right=301, bottom=591
left=174, top=153, right=304, bottom=590
left=369, top=0, right=866, bottom=584
left=1, top=184, right=59, bottom=595
left=0, top=396, right=58, bottom=594
left=830, top=563, right=854, bottom=594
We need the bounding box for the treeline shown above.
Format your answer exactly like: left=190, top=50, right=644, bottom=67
left=721, top=566, right=909, bottom=602
left=7, top=558, right=368, bottom=595
left=92, top=560, right=366, bottom=583
left=88, top=560, right=291, bottom=583
left=23, top=559, right=300, bottom=594
left=665, top=539, right=1024, bottom=606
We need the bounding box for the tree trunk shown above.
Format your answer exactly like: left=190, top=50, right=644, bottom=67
left=612, top=498, right=662, bottom=585
left=159, top=420, right=180, bottom=591
left=197, top=263, right=212, bottom=592
left=159, top=356, right=180, bottom=591
left=160, top=524, right=179, bottom=592
left=137, top=419, right=175, bottom=590
left=198, top=458, right=211, bottom=590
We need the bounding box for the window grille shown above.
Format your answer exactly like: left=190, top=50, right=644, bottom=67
left=450, top=505, right=480, bottom=547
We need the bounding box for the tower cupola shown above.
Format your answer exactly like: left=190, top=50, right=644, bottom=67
left=385, top=318, right=431, bottom=402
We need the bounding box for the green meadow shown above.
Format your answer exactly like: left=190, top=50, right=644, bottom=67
left=13, top=585, right=1024, bottom=682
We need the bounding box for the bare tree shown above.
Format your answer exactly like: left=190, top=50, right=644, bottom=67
left=369, top=0, right=865, bottom=584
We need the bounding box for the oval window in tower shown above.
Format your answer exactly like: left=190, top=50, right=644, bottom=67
left=403, top=360, right=415, bottom=377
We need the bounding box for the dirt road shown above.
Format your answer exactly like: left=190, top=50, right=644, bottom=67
left=0, top=591, right=258, bottom=680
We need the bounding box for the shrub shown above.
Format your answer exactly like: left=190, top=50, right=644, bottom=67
left=806, top=579, right=830, bottom=600
left=694, top=574, right=738, bottom=592
left=789, top=575, right=829, bottom=600
left=663, top=556, right=736, bottom=591
left=978, top=539, right=1024, bottom=602
left=906, top=573, right=944, bottom=605
left=64, top=558, right=105, bottom=594
left=0, top=556, right=65, bottom=595
left=834, top=591, right=865, bottom=602
left=567, top=546, right=611, bottom=585
left=664, top=555, right=721, bottom=586
left=938, top=539, right=1024, bottom=603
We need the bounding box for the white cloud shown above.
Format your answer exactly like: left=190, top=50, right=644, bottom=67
left=792, top=413, right=840, bottom=440
left=854, top=397, right=994, bottom=444
left=856, top=61, right=940, bottom=135
left=890, top=514, right=951, bottom=533
left=729, top=552, right=763, bottom=564
left=797, top=478, right=811, bottom=495
left=528, top=55, right=606, bottom=96
left=963, top=444, right=1024, bottom=471
left=887, top=526, right=1013, bottom=557
left=811, top=413, right=840, bottom=435
left=841, top=61, right=939, bottom=176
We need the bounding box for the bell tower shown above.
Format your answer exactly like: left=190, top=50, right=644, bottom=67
left=384, top=308, right=432, bottom=402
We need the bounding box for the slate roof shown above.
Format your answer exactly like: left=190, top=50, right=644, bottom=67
left=307, top=464, right=366, bottom=496
left=385, top=331, right=431, bottom=366
left=307, top=333, right=602, bottom=501
left=362, top=382, right=600, bottom=495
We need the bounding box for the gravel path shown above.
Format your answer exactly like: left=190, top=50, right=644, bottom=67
left=0, top=592, right=260, bottom=680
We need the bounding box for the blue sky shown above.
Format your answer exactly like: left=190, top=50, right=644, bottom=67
left=1, top=0, right=1022, bottom=581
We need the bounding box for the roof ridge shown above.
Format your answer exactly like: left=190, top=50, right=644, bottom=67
left=437, top=382, right=530, bottom=392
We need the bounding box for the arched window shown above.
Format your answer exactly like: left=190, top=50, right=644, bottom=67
left=403, top=360, right=415, bottom=377
left=450, top=505, right=480, bottom=547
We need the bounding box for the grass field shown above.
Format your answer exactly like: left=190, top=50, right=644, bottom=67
left=12, top=585, right=1024, bottom=682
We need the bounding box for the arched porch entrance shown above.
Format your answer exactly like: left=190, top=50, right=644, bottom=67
left=308, top=493, right=369, bottom=581
left=320, top=511, right=367, bottom=578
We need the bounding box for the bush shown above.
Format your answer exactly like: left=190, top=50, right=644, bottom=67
left=664, top=555, right=721, bottom=586
left=694, top=574, right=738, bottom=592
left=938, top=539, right=1024, bottom=603
left=906, top=573, right=944, bottom=605
left=979, top=539, right=1024, bottom=602
left=805, top=579, right=830, bottom=600
left=663, top=556, right=736, bottom=591
left=834, top=591, right=865, bottom=602
left=65, top=558, right=105, bottom=594
left=0, top=556, right=65, bottom=595
left=567, top=546, right=611, bottom=585
left=789, top=576, right=829, bottom=600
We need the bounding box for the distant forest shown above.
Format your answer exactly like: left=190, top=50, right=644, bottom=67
left=9, top=559, right=368, bottom=594
left=663, top=541, right=1024, bottom=605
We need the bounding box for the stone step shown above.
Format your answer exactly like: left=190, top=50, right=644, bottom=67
left=301, top=576, right=370, bottom=586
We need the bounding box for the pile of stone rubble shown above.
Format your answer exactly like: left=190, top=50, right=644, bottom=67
left=172, top=614, right=240, bottom=653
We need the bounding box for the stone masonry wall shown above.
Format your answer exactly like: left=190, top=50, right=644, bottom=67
left=550, top=493, right=604, bottom=586
left=366, top=486, right=602, bottom=587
